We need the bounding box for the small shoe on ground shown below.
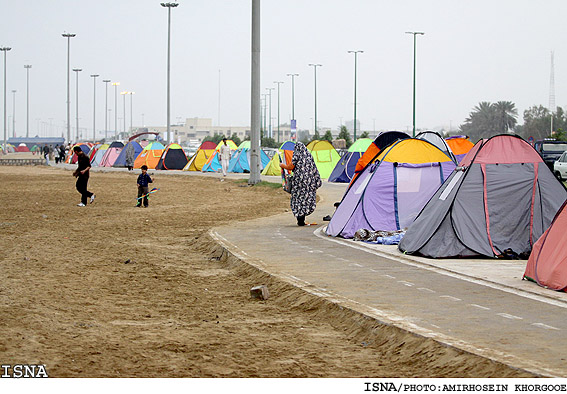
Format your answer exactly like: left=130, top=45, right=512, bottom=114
left=90, top=194, right=96, bottom=204
left=143, top=206, right=148, bottom=208
left=323, top=215, right=332, bottom=221
left=77, top=203, right=86, bottom=207
left=136, top=204, right=141, bottom=208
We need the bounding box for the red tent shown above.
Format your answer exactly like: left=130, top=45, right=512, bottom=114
left=524, top=200, right=567, bottom=291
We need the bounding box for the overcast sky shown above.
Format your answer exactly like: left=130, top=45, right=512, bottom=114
left=2, top=0, right=567, bottom=139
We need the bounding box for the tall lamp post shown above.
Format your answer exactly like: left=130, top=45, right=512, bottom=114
left=128, top=92, right=135, bottom=133
left=261, top=93, right=268, bottom=136
left=121, top=91, right=128, bottom=135
left=112, top=82, right=120, bottom=138
left=24, top=65, right=31, bottom=138
left=161, top=2, right=179, bottom=144
left=274, top=81, right=283, bottom=143
left=90, top=74, right=99, bottom=141
left=62, top=33, right=75, bottom=144
left=11, top=90, right=15, bottom=137
left=308, top=63, right=322, bottom=136
left=249, top=0, right=261, bottom=184
left=103, top=79, right=111, bottom=141
left=266, top=87, right=274, bottom=139
left=406, top=31, right=424, bottom=137
left=73, top=68, right=82, bottom=141
left=1, top=47, right=11, bottom=152
left=348, top=50, right=363, bottom=141
left=286, top=73, right=298, bottom=139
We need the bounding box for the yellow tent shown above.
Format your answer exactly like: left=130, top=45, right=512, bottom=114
left=306, top=140, right=341, bottom=179
left=183, top=141, right=217, bottom=171
left=261, top=153, right=282, bottom=176
left=214, top=139, right=238, bottom=151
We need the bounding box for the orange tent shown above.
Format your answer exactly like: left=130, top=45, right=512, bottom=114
left=445, top=136, right=474, bottom=163
left=134, top=141, right=165, bottom=169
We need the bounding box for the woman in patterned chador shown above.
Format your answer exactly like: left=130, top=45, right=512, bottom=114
left=280, top=142, right=322, bottom=226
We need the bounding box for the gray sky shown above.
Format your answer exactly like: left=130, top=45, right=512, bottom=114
left=2, top=0, right=567, bottom=139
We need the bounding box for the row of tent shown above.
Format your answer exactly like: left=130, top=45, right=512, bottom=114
left=323, top=131, right=567, bottom=293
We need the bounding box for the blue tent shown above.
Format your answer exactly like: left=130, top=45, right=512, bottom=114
left=201, top=151, right=222, bottom=172
left=113, top=141, right=142, bottom=167
left=328, top=138, right=373, bottom=183
left=228, top=148, right=270, bottom=173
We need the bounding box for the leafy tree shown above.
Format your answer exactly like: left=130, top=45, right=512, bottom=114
left=312, top=130, right=321, bottom=142
left=322, top=130, right=333, bottom=142
left=261, top=137, right=278, bottom=148
left=359, top=131, right=370, bottom=139
left=337, top=125, right=353, bottom=148
left=516, top=105, right=550, bottom=140
left=229, top=133, right=242, bottom=147
left=459, top=101, right=518, bottom=141
left=516, top=105, right=567, bottom=141
left=493, top=101, right=518, bottom=133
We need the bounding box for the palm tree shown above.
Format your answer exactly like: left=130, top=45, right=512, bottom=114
left=493, top=101, right=518, bottom=133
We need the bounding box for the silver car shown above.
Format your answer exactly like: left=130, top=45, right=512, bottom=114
left=554, top=151, right=567, bottom=180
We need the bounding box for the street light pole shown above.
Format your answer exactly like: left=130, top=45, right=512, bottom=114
left=103, top=79, right=110, bottom=141
left=11, top=90, right=15, bottom=137
left=1, top=47, right=11, bottom=152
left=274, top=81, right=283, bottom=143
left=121, top=91, right=127, bottom=135
left=161, top=2, right=179, bottom=144
left=286, top=73, right=298, bottom=127
left=24, top=64, right=31, bottom=138
left=129, top=92, right=135, bottom=133
left=62, top=33, right=75, bottom=144
left=308, top=63, right=322, bottom=136
left=249, top=0, right=261, bottom=184
left=406, top=31, right=424, bottom=137
left=266, top=87, right=274, bottom=139
left=348, top=50, right=363, bottom=141
left=73, top=68, right=82, bottom=142
left=112, top=82, right=120, bottom=138
left=90, top=74, right=99, bottom=141
left=261, top=93, right=267, bottom=136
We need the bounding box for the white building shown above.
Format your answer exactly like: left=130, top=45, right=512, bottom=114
left=142, top=117, right=293, bottom=145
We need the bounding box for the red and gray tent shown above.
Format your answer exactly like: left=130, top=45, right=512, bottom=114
left=399, top=134, right=567, bottom=258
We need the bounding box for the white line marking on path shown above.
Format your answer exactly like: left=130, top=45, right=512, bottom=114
left=418, top=287, right=435, bottom=293
left=532, top=323, right=560, bottom=330
left=313, top=226, right=567, bottom=310
left=349, top=263, right=364, bottom=268
left=382, top=274, right=396, bottom=279
left=469, top=304, right=490, bottom=310
left=398, top=281, right=414, bottom=287
left=497, top=313, right=523, bottom=320
left=440, top=295, right=461, bottom=302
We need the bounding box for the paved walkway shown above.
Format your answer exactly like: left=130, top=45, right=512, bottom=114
left=211, top=179, right=567, bottom=378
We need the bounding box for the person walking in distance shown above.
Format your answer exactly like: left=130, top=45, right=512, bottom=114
left=73, top=146, right=95, bottom=207
left=219, top=137, right=231, bottom=177
left=42, top=145, right=50, bottom=165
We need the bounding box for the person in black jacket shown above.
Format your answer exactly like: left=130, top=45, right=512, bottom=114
left=72, top=146, right=95, bottom=207
left=136, top=165, right=153, bottom=208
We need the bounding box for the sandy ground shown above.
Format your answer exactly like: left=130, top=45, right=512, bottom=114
left=0, top=164, right=530, bottom=377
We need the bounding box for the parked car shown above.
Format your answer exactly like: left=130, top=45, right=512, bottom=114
left=534, top=139, right=567, bottom=170
left=554, top=151, right=567, bottom=180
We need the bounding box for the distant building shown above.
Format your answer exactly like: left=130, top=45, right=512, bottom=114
left=345, top=119, right=361, bottom=134
left=142, top=117, right=294, bottom=145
